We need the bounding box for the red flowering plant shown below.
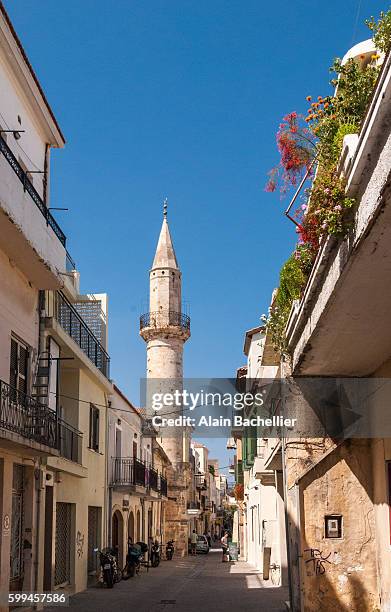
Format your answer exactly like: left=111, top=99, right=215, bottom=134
left=265, top=112, right=316, bottom=195
left=233, top=483, right=244, bottom=501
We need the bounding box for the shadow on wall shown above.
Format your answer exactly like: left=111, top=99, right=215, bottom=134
left=287, top=439, right=381, bottom=611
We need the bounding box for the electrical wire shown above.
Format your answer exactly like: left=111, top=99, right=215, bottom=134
left=351, top=0, right=362, bottom=46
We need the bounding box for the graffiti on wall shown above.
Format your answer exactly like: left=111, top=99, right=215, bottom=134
left=304, top=548, right=332, bottom=575
left=76, top=531, right=85, bottom=558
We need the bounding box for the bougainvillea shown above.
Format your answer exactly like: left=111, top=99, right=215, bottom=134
left=262, top=9, right=387, bottom=357
left=265, top=112, right=315, bottom=194
left=233, top=483, right=244, bottom=501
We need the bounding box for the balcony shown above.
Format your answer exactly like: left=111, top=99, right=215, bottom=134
left=148, top=466, right=159, bottom=492
left=111, top=458, right=168, bottom=495
left=0, top=134, right=66, bottom=288
left=57, top=418, right=82, bottom=464
left=139, top=311, right=190, bottom=341
left=0, top=379, right=82, bottom=462
left=159, top=475, right=168, bottom=497
left=195, top=473, right=207, bottom=489
left=54, top=291, right=110, bottom=378
left=111, top=457, right=147, bottom=487
left=286, top=52, right=391, bottom=377
left=187, top=501, right=201, bottom=514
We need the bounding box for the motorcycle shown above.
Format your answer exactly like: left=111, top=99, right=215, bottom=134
left=150, top=540, right=161, bottom=567
left=95, top=547, right=121, bottom=588
left=122, top=542, right=146, bottom=579
left=166, top=540, right=175, bottom=560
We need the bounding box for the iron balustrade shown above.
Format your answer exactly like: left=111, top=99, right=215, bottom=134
left=0, top=379, right=57, bottom=447
left=187, top=501, right=201, bottom=510
left=111, top=457, right=147, bottom=487
left=0, top=135, right=66, bottom=246
left=55, top=291, right=110, bottom=378
left=195, top=474, right=207, bottom=489
left=148, top=466, right=159, bottom=492
left=111, top=458, right=167, bottom=494
left=0, top=380, right=82, bottom=461
left=140, top=311, right=190, bottom=333
left=65, top=251, right=76, bottom=272
left=57, top=417, right=82, bottom=463
left=159, top=475, right=168, bottom=497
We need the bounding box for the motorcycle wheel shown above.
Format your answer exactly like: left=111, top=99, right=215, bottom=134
left=167, top=550, right=173, bottom=560
left=122, top=564, right=131, bottom=580
left=151, top=556, right=159, bottom=568
left=104, top=569, right=114, bottom=588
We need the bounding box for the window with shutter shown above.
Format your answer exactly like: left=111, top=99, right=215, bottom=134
left=89, top=404, right=99, bottom=452
left=10, top=337, right=29, bottom=394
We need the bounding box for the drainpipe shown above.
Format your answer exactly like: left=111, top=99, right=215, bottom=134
left=281, top=437, right=294, bottom=610
left=105, top=395, right=111, bottom=547
left=33, top=461, right=42, bottom=602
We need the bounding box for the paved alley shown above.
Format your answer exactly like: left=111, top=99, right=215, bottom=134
left=46, top=549, right=288, bottom=612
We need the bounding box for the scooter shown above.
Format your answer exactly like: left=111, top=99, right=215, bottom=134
left=150, top=540, right=161, bottom=567
left=95, top=547, right=121, bottom=588
left=166, top=540, right=175, bottom=560
left=122, top=543, right=144, bottom=579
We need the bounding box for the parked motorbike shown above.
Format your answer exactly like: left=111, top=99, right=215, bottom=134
left=150, top=540, right=161, bottom=567
left=122, top=543, right=144, bottom=579
left=165, top=540, right=175, bottom=560
left=95, top=547, right=121, bottom=588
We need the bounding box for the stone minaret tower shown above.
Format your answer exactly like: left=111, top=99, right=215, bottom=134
left=140, top=200, right=191, bottom=555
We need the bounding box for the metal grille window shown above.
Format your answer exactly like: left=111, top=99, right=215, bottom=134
left=55, top=503, right=72, bottom=586
left=10, top=338, right=29, bottom=395
left=89, top=404, right=99, bottom=452
left=10, top=465, right=24, bottom=588
left=88, top=507, right=101, bottom=573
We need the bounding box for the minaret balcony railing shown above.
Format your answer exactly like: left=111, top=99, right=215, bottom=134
left=139, top=310, right=190, bottom=333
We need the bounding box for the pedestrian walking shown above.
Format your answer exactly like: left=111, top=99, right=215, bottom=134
left=206, top=531, right=212, bottom=547
left=221, top=531, right=229, bottom=562
left=191, top=529, right=197, bottom=556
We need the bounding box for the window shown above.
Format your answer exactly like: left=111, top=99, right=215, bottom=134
left=10, top=337, right=29, bottom=394
left=324, top=515, right=342, bottom=539
left=89, top=404, right=99, bottom=451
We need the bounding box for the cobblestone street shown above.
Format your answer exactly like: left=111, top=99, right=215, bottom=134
left=47, top=549, right=288, bottom=612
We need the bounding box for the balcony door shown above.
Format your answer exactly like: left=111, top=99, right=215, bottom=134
left=10, top=337, right=29, bottom=394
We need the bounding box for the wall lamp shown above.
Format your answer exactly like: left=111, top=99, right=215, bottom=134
left=0, top=129, right=25, bottom=140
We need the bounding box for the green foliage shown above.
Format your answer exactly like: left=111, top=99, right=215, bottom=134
left=330, top=58, right=380, bottom=127
left=263, top=255, right=310, bottom=355
left=307, top=171, right=355, bottom=238
left=366, top=8, right=391, bottom=53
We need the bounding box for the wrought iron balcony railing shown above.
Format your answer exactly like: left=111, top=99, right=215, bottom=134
left=195, top=473, right=207, bottom=489
left=55, top=291, right=110, bottom=378
left=0, top=134, right=66, bottom=246
left=0, top=380, right=82, bottom=462
left=159, top=475, right=168, bottom=497
left=0, top=379, right=57, bottom=447
left=57, top=417, right=82, bottom=463
left=187, top=501, right=201, bottom=510
left=148, top=466, right=159, bottom=492
left=111, top=457, right=147, bottom=487
left=111, top=458, right=167, bottom=494
left=140, top=311, right=190, bottom=333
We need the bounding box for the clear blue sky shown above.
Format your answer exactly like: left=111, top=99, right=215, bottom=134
left=5, top=0, right=386, bottom=472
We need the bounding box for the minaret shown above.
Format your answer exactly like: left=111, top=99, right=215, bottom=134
left=140, top=200, right=191, bottom=555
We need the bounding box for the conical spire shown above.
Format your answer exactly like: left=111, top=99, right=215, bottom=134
left=152, top=199, right=179, bottom=270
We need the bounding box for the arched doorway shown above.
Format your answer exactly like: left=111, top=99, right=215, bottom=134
left=112, top=510, right=124, bottom=567
left=136, top=510, right=141, bottom=542
left=128, top=511, right=135, bottom=543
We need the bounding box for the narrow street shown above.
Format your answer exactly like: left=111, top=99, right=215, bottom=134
left=47, top=549, right=288, bottom=612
